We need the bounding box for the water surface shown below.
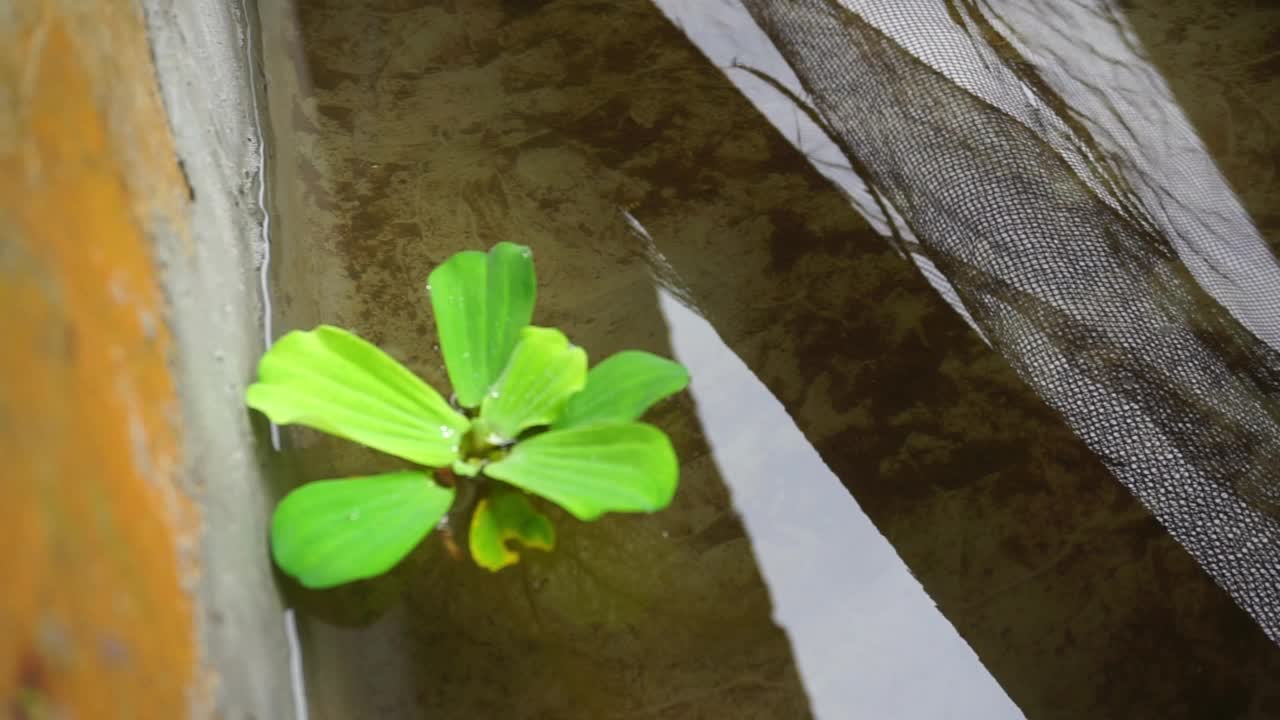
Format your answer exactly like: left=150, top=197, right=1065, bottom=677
left=255, top=1, right=1280, bottom=717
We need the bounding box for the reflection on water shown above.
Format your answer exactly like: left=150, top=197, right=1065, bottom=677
left=658, top=285, right=1022, bottom=719
left=253, top=0, right=1280, bottom=717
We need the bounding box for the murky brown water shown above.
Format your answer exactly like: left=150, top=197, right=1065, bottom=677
left=255, top=1, right=1280, bottom=718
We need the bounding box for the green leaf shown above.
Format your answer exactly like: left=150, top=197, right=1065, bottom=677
left=427, top=250, right=486, bottom=406
left=484, top=423, right=678, bottom=521
left=271, top=471, right=455, bottom=588
left=485, top=242, right=538, bottom=390
left=468, top=488, right=555, bottom=572
left=553, top=350, right=689, bottom=430
left=246, top=326, right=470, bottom=467
left=452, top=458, right=484, bottom=478
left=479, top=326, right=587, bottom=442
left=428, top=243, right=536, bottom=408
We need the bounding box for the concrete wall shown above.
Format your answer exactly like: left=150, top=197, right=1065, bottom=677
left=1, top=1, right=291, bottom=717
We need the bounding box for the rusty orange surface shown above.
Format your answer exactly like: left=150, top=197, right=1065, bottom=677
left=0, top=8, right=198, bottom=720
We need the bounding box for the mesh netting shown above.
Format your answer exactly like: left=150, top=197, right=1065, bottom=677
left=738, top=0, right=1280, bottom=641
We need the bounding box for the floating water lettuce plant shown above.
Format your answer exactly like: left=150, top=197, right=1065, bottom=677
left=247, top=242, right=689, bottom=588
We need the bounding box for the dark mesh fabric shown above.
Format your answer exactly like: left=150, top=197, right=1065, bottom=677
left=740, top=0, right=1280, bottom=641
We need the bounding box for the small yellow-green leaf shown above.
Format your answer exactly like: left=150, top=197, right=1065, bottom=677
left=468, top=488, right=555, bottom=572
left=484, top=423, right=678, bottom=521
left=246, top=326, right=470, bottom=467
left=480, top=326, right=587, bottom=442
left=553, top=350, right=689, bottom=429
left=271, top=471, right=455, bottom=588
left=428, top=243, right=536, bottom=408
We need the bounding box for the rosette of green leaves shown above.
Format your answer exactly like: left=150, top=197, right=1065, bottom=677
left=246, top=242, right=689, bottom=587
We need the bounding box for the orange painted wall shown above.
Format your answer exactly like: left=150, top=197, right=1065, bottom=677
left=0, top=3, right=199, bottom=718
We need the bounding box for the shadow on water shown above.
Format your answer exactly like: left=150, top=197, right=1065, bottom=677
left=255, top=0, right=1280, bottom=718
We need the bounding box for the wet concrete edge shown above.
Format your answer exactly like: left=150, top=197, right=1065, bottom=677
left=140, top=0, right=295, bottom=717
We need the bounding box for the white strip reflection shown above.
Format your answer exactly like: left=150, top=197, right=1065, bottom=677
left=657, top=287, right=1024, bottom=720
